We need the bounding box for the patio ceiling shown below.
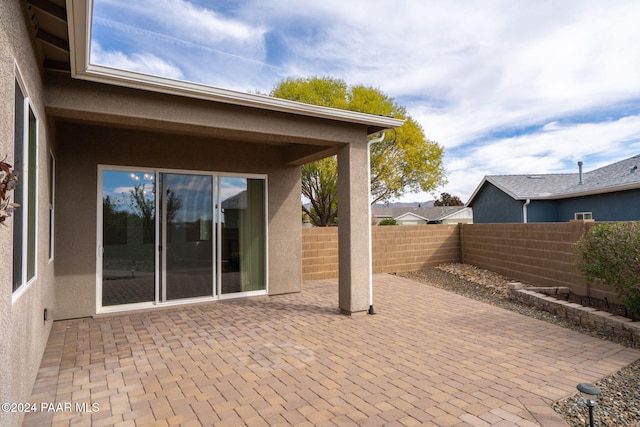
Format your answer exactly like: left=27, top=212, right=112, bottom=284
left=24, top=0, right=402, bottom=165
left=24, top=0, right=70, bottom=72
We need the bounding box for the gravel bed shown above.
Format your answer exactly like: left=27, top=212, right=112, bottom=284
left=399, top=264, right=640, bottom=427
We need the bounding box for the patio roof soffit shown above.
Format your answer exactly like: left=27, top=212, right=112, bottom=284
left=65, top=0, right=403, bottom=136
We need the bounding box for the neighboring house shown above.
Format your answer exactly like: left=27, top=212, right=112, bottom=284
left=373, top=206, right=473, bottom=225
left=0, top=1, right=401, bottom=424
left=467, top=155, right=640, bottom=223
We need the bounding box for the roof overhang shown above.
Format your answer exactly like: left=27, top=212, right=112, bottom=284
left=395, top=212, right=429, bottom=221
left=65, top=0, right=403, bottom=135
left=466, top=177, right=640, bottom=207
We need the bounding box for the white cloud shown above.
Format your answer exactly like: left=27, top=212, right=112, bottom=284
left=91, top=43, right=185, bottom=80
left=92, top=0, right=640, bottom=202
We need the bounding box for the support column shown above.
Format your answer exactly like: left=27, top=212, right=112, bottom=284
left=337, top=139, right=371, bottom=315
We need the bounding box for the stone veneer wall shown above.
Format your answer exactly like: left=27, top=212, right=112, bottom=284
left=508, top=283, right=640, bottom=344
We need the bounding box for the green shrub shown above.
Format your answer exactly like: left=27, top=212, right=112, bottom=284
left=576, top=222, right=640, bottom=315
left=378, top=218, right=397, bottom=226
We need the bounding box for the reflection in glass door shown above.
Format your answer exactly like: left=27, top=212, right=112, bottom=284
left=100, top=168, right=266, bottom=309
left=101, top=170, right=156, bottom=306
left=160, top=173, right=214, bottom=301
left=220, top=177, right=266, bottom=294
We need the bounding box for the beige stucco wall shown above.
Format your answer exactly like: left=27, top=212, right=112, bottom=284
left=53, top=122, right=302, bottom=319
left=0, top=2, right=56, bottom=426
left=1, top=2, right=382, bottom=417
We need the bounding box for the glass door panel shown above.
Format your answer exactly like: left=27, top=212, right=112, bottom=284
left=101, top=170, right=156, bottom=306
left=161, top=173, right=214, bottom=300
left=220, top=177, right=266, bottom=294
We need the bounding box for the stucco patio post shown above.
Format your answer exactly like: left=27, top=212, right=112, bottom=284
left=337, top=139, right=371, bottom=315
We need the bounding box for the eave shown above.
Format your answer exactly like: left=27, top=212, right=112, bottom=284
left=65, top=0, right=403, bottom=135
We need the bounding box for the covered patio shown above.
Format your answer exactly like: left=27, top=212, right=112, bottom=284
left=23, top=275, right=640, bottom=426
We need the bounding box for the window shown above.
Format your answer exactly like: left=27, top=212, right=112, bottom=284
left=575, top=212, right=593, bottom=220
left=12, top=77, right=38, bottom=295
left=99, top=168, right=267, bottom=310
left=48, top=151, right=55, bottom=260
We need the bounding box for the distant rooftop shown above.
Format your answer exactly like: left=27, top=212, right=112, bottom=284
left=468, top=154, right=640, bottom=202
left=372, top=206, right=467, bottom=221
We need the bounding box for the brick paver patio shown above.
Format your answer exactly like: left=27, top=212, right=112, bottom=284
left=23, top=275, right=640, bottom=426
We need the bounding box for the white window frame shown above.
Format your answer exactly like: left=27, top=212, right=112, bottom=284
left=12, top=67, right=39, bottom=303
left=574, top=212, right=593, bottom=220
left=96, top=166, right=269, bottom=314
left=48, top=150, right=55, bottom=261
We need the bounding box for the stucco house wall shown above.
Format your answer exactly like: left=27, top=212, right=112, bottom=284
left=53, top=122, right=303, bottom=319
left=2, top=2, right=400, bottom=424
left=0, top=2, right=56, bottom=425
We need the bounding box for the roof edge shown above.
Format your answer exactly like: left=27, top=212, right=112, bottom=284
left=66, top=0, right=403, bottom=133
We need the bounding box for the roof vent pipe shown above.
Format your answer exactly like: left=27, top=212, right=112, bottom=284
left=578, top=161, right=583, bottom=185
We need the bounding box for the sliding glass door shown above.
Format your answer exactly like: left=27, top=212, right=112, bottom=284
left=220, top=177, right=266, bottom=295
left=100, top=168, right=266, bottom=310
left=160, top=173, right=213, bottom=300
left=101, top=170, right=156, bottom=306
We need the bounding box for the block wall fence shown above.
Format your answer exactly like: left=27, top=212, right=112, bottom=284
left=302, top=220, right=615, bottom=302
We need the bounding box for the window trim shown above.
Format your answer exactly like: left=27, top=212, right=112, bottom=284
left=48, top=150, right=55, bottom=261
left=96, top=165, right=269, bottom=314
left=574, top=212, right=593, bottom=220
left=12, top=68, right=39, bottom=303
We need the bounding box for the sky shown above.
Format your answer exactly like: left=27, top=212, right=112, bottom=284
left=90, top=0, right=640, bottom=203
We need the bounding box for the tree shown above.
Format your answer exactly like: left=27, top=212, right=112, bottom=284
left=129, top=184, right=181, bottom=243
left=271, top=77, right=446, bottom=226
left=433, top=192, right=464, bottom=206
left=576, top=222, right=640, bottom=316
left=302, top=157, right=338, bottom=226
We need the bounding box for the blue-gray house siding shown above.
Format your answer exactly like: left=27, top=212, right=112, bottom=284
left=557, top=189, right=640, bottom=222
left=526, top=200, right=559, bottom=222
left=467, top=155, right=640, bottom=223
left=469, top=182, right=523, bottom=223
left=470, top=185, right=640, bottom=223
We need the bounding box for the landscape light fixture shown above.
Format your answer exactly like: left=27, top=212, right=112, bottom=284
left=576, top=382, right=601, bottom=427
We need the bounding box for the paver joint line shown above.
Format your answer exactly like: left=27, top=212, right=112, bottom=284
left=22, top=275, right=639, bottom=427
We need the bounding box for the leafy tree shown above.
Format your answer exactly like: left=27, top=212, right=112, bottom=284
left=302, top=157, right=338, bottom=226
left=378, top=218, right=397, bottom=226
left=271, top=77, right=446, bottom=226
left=102, top=195, right=129, bottom=245
left=434, top=192, right=464, bottom=206
left=576, top=222, right=640, bottom=316
left=129, top=184, right=181, bottom=242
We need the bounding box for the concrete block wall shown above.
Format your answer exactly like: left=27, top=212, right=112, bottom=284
left=372, top=224, right=461, bottom=274
left=302, top=227, right=339, bottom=280
left=460, top=220, right=616, bottom=301
left=302, top=221, right=621, bottom=303
left=302, top=224, right=461, bottom=280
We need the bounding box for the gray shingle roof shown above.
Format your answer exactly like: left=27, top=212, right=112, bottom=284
left=469, top=154, right=640, bottom=202
left=372, top=206, right=465, bottom=221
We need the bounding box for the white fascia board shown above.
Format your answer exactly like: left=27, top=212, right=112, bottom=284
left=65, top=0, right=403, bottom=133
left=395, top=212, right=428, bottom=221
left=466, top=177, right=520, bottom=206
left=530, top=182, right=640, bottom=200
